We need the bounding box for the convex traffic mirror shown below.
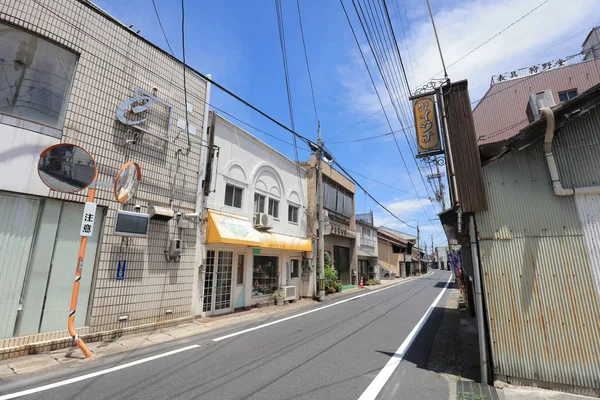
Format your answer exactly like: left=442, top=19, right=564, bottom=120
left=38, top=144, right=97, bottom=193
left=114, top=161, right=142, bottom=203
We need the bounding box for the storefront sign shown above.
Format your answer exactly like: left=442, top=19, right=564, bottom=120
left=80, top=202, right=97, bottom=237
left=116, top=88, right=173, bottom=141
left=411, top=94, right=441, bottom=156
left=116, top=259, right=126, bottom=280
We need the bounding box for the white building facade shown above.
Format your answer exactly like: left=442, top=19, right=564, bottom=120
left=196, top=113, right=311, bottom=316
left=356, top=212, right=379, bottom=283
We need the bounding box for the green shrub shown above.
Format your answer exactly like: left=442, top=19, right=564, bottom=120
left=367, top=279, right=376, bottom=286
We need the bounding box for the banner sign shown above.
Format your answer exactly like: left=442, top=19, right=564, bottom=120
left=411, top=94, right=442, bottom=156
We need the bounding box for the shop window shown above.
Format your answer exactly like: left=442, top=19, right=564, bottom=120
left=268, top=198, right=279, bottom=219
left=558, top=89, right=578, bottom=102
left=237, top=254, right=245, bottom=285
left=252, top=255, right=278, bottom=297
left=291, top=259, right=299, bottom=278
left=254, top=193, right=265, bottom=213
left=0, top=22, right=77, bottom=133
left=288, top=204, right=298, bottom=223
left=224, top=184, right=243, bottom=208
left=323, top=179, right=353, bottom=218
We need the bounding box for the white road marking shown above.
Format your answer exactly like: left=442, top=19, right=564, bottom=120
left=357, top=274, right=452, bottom=400
left=0, top=344, right=201, bottom=400
left=212, top=271, right=434, bottom=342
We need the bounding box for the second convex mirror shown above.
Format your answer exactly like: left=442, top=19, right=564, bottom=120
left=38, top=144, right=97, bottom=193
left=114, top=162, right=142, bottom=204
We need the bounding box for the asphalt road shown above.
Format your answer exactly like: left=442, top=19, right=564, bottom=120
left=0, top=270, right=453, bottom=400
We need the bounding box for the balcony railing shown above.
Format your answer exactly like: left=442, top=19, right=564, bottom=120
left=361, top=237, right=376, bottom=248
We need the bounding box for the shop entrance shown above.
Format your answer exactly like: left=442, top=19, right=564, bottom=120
left=334, top=245, right=351, bottom=285
left=203, top=250, right=234, bottom=316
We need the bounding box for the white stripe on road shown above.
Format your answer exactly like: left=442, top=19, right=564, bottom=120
left=358, top=274, right=453, bottom=400
left=0, top=345, right=200, bottom=400
left=212, top=271, right=434, bottom=342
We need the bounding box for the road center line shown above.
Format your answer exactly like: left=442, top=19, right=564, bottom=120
left=0, top=344, right=201, bottom=400
left=357, top=274, right=452, bottom=400
left=212, top=271, right=434, bottom=343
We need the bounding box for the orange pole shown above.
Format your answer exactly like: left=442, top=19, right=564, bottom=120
left=68, top=178, right=97, bottom=359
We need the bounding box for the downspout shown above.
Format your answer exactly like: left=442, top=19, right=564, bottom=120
left=542, top=107, right=600, bottom=195
left=192, top=74, right=212, bottom=316
left=541, top=107, right=574, bottom=196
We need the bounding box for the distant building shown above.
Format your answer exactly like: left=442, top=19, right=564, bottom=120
left=301, top=156, right=357, bottom=285
left=474, top=27, right=600, bottom=146
left=356, top=211, right=379, bottom=283
left=376, top=227, right=409, bottom=278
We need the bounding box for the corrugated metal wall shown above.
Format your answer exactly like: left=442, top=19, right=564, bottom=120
left=554, top=106, right=600, bottom=188
left=477, top=141, right=600, bottom=390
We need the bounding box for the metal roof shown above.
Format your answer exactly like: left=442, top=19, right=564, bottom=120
left=474, top=58, right=600, bottom=145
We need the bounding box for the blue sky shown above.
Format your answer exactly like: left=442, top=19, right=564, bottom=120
left=94, top=0, right=599, bottom=249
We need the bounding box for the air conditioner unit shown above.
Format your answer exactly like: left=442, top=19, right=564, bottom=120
left=526, top=90, right=556, bottom=123
left=254, top=212, right=272, bottom=229
left=282, top=285, right=296, bottom=301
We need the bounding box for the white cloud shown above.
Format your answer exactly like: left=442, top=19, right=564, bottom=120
left=405, top=0, right=600, bottom=100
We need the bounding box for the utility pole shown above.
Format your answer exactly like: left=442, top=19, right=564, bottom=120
left=316, top=121, right=325, bottom=302
left=431, top=235, right=434, bottom=258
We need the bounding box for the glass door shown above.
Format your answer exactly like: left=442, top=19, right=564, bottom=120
left=214, top=251, right=233, bottom=314
left=203, top=249, right=233, bottom=316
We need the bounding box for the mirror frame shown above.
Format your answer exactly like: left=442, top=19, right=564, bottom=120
left=114, top=161, right=142, bottom=203
left=38, top=143, right=97, bottom=193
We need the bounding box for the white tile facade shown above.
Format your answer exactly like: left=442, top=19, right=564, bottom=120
left=0, top=0, right=208, bottom=352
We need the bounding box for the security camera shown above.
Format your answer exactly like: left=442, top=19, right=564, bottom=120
left=134, top=204, right=142, bottom=212
left=175, top=212, right=182, bottom=219
left=125, top=138, right=137, bottom=145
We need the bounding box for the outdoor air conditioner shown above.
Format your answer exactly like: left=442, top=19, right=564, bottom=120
left=526, top=90, right=555, bottom=123
left=254, top=212, right=272, bottom=229
left=282, top=285, right=296, bottom=301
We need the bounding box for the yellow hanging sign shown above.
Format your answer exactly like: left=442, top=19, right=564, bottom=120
left=412, top=95, right=441, bottom=155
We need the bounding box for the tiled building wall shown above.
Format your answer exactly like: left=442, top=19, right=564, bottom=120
left=0, top=0, right=207, bottom=341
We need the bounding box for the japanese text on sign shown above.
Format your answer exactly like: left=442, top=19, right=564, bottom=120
left=80, top=202, right=97, bottom=237
left=412, top=95, right=441, bottom=155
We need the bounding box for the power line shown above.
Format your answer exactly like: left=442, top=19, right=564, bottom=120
left=327, top=125, right=413, bottom=144
left=332, top=159, right=417, bottom=230
left=275, top=0, right=307, bottom=205
left=415, top=0, right=551, bottom=89
left=341, top=167, right=428, bottom=198
left=350, top=0, right=439, bottom=214
left=150, top=0, right=175, bottom=55
left=296, top=0, right=319, bottom=122
left=339, top=0, right=435, bottom=226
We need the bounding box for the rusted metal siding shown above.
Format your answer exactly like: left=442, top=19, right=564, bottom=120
left=574, top=194, right=600, bottom=299
left=474, top=59, right=600, bottom=145
left=477, top=142, right=600, bottom=391
left=443, top=80, right=488, bottom=212
left=554, top=106, right=600, bottom=188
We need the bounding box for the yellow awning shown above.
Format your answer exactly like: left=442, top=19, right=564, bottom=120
left=256, top=231, right=312, bottom=252
left=206, top=210, right=312, bottom=252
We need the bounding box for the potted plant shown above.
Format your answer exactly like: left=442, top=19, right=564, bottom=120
left=271, top=288, right=286, bottom=306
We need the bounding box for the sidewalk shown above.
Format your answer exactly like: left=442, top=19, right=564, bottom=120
left=0, top=276, right=409, bottom=381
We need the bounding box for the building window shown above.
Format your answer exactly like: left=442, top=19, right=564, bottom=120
left=224, top=184, right=243, bottom=208
left=268, top=198, right=279, bottom=219
left=0, top=22, right=77, bottom=130
left=291, top=259, right=299, bottom=278
left=323, top=179, right=353, bottom=218
left=288, top=204, right=299, bottom=223
left=558, top=89, right=578, bottom=102
left=254, top=193, right=265, bottom=213
left=252, top=255, right=278, bottom=297
left=237, top=254, right=245, bottom=286
left=362, top=227, right=371, bottom=237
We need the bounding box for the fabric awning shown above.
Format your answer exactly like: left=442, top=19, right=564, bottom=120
left=206, top=210, right=312, bottom=252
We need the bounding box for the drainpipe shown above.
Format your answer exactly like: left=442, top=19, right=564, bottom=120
left=469, top=214, right=488, bottom=385
left=192, top=74, right=212, bottom=316
left=541, top=107, right=600, bottom=196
